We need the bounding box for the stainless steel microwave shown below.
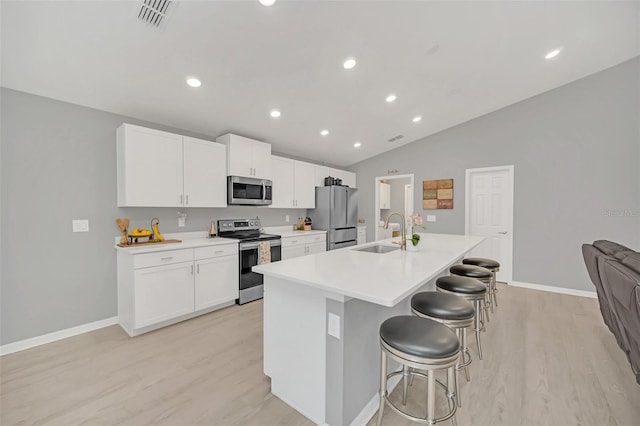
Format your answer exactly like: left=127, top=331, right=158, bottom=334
left=227, top=176, right=272, bottom=206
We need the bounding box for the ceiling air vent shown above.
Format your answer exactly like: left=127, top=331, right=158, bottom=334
left=388, top=134, right=404, bottom=143
left=138, top=0, right=172, bottom=27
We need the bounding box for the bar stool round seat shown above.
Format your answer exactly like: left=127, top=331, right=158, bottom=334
left=435, top=275, right=486, bottom=295
left=462, top=258, right=499, bottom=270
left=376, top=316, right=460, bottom=426
left=450, top=264, right=492, bottom=280
left=411, top=291, right=475, bottom=321
left=411, top=292, right=475, bottom=407
left=380, top=316, right=460, bottom=359
left=450, top=264, right=493, bottom=322
left=463, top=257, right=501, bottom=309
left=436, top=276, right=488, bottom=360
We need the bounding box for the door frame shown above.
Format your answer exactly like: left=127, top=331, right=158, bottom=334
left=464, top=165, right=514, bottom=282
left=374, top=174, right=414, bottom=241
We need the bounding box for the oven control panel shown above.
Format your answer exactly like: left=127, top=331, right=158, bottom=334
left=217, top=218, right=261, bottom=231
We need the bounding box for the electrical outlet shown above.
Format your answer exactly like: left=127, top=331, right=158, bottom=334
left=427, top=215, right=437, bottom=222
left=285, top=215, right=290, bottom=223
left=177, top=212, right=187, bottom=227
left=328, top=313, right=341, bottom=339
left=72, top=219, right=89, bottom=232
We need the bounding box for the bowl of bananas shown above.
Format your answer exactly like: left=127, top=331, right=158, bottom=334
left=129, top=227, right=152, bottom=244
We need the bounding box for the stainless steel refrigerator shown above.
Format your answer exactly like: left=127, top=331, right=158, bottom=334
left=311, top=186, right=358, bottom=250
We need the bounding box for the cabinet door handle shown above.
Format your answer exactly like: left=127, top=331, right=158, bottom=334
left=215, top=250, right=224, bottom=254
left=160, top=256, right=173, bottom=261
left=186, top=194, right=189, bottom=205
left=196, top=264, right=200, bottom=274
left=191, top=265, right=194, bottom=275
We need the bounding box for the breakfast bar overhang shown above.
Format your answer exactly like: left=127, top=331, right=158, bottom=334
left=253, top=233, right=484, bottom=425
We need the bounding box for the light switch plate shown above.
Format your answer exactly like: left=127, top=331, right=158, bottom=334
left=177, top=212, right=187, bottom=227
left=328, top=313, right=341, bottom=339
left=72, top=219, right=89, bottom=232
left=426, top=215, right=437, bottom=222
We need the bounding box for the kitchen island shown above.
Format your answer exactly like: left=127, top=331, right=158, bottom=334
left=253, top=233, right=484, bottom=426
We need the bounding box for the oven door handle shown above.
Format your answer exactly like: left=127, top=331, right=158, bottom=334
left=240, top=240, right=282, bottom=250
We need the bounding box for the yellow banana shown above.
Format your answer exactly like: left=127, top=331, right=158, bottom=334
left=151, top=218, right=164, bottom=241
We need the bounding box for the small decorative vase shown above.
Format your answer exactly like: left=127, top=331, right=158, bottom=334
left=406, top=241, right=420, bottom=252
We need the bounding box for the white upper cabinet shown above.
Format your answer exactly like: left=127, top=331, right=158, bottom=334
left=183, top=137, right=227, bottom=207
left=117, top=124, right=227, bottom=208
left=117, top=124, right=183, bottom=207
left=217, top=133, right=272, bottom=180
left=271, top=156, right=295, bottom=208
left=379, top=182, right=391, bottom=209
left=271, top=156, right=316, bottom=208
left=314, top=165, right=357, bottom=188
left=294, top=160, right=316, bottom=208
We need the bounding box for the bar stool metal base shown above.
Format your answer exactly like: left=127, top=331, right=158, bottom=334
left=411, top=308, right=474, bottom=407
left=376, top=339, right=459, bottom=426
left=436, top=287, right=486, bottom=360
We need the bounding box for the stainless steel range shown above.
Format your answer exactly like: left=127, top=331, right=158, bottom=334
left=217, top=218, right=281, bottom=304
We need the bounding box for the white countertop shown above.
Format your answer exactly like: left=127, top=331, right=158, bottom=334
left=114, top=231, right=238, bottom=254
left=253, top=233, right=484, bottom=307
left=263, top=226, right=327, bottom=238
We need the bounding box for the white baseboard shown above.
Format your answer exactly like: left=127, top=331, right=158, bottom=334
left=0, top=316, right=118, bottom=356
left=510, top=281, right=597, bottom=299
left=350, top=374, right=402, bottom=426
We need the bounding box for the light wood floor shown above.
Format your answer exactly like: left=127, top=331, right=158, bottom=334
left=2, top=284, right=639, bottom=425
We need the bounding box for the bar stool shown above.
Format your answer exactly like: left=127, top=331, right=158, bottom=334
left=436, top=275, right=488, bottom=360
left=463, top=258, right=500, bottom=309
left=411, top=291, right=475, bottom=407
left=450, top=264, right=493, bottom=320
left=376, top=316, right=460, bottom=426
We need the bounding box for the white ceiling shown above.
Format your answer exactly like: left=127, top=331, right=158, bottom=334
left=2, top=1, right=639, bottom=167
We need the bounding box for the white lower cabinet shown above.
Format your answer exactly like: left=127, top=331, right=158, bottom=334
left=281, top=233, right=326, bottom=260
left=134, top=261, right=194, bottom=329
left=194, top=249, right=239, bottom=311
left=118, top=242, right=239, bottom=336
left=357, top=226, right=367, bottom=245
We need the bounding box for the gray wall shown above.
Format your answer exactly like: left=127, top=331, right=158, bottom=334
left=350, top=57, right=640, bottom=292
left=0, top=88, right=306, bottom=345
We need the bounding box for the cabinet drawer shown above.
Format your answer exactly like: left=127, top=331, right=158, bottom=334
left=307, top=234, right=326, bottom=244
left=133, top=249, right=194, bottom=269
left=195, top=244, right=237, bottom=260
left=282, top=236, right=306, bottom=248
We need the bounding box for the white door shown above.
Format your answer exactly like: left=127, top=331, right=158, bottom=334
left=465, top=166, right=514, bottom=282
left=183, top=137, right=227, bottom=207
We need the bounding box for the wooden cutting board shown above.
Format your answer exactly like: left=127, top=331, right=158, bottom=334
left=117, top=239, right=182, bottom=248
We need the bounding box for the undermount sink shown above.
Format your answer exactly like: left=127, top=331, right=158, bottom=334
left=354, top=244, right=400, bottom=254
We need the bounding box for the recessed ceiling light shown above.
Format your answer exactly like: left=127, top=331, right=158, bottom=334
left=186, top=77, right=201, bottom=88
left=386, top=94, right=397, bottom=103
left=412, top=116, right=422, bottom=123
left=259, top=0, right=277, bottom=6
left=320, top=129, right=329, bottom=136
left=343, top=58, right=357, bottom=70
left=270, top=110, right=281, bottom=118
left=353, top=142, right=362, bottom=148
left=545, top=48, right=562, bottom=60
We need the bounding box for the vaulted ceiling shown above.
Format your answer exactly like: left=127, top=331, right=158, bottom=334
left=2, top=1, right=639, bottom=166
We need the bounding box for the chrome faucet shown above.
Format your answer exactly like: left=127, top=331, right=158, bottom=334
left=384, top=212, right=406, bottom=250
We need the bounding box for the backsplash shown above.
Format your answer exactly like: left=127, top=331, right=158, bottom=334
left=118, top=206, right=308, bottom=234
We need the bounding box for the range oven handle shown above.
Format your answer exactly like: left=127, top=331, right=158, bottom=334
left=240, top=240, right=282, bottom=250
